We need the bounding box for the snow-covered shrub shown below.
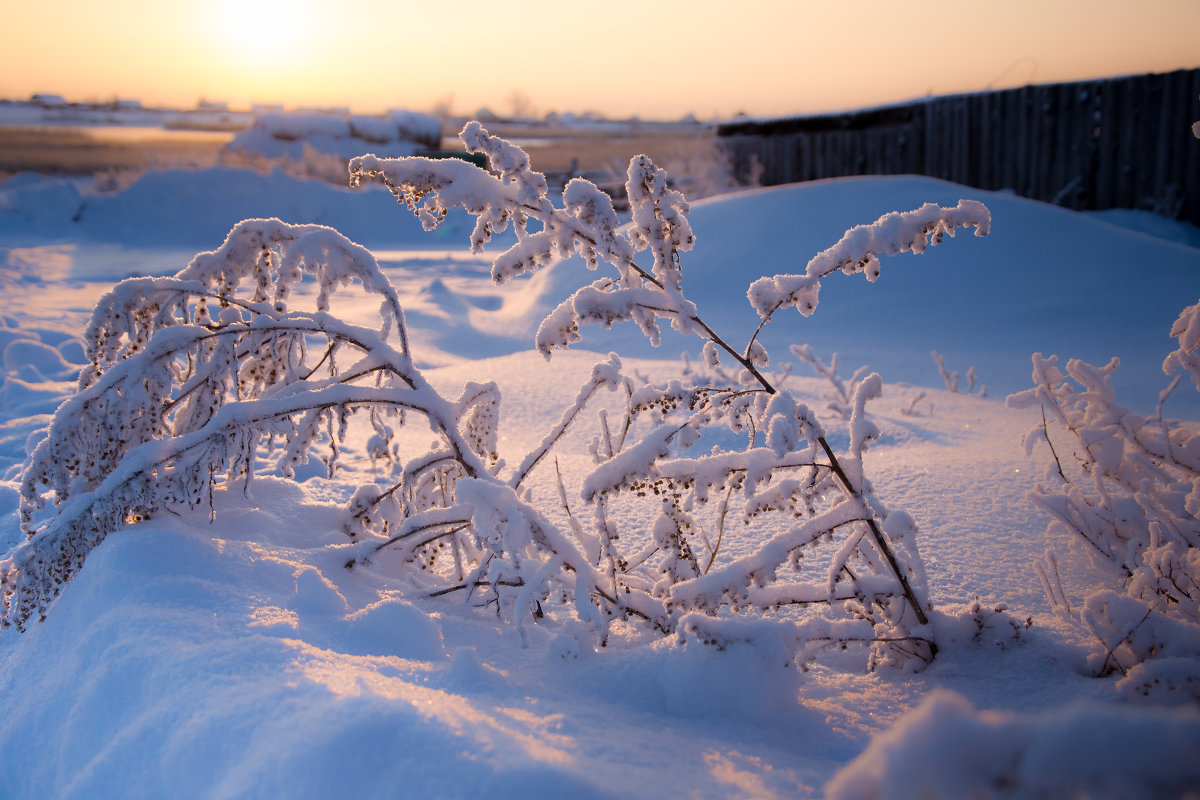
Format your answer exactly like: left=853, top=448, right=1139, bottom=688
left=5, top=123, right=991, bottom=674
left=1008, top=300, right=1200, bottom=700
left=2, top=219, right=469, bottom=629
left=933, top=598, right=1030, bottom=652
left=343, top=122, right=990, bottom=668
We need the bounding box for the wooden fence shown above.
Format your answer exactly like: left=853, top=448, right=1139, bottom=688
left=716, top=69, right=1200, bottom=225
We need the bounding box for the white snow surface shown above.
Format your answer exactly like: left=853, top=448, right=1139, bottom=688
left=2, top=161, right=1199, bottom=798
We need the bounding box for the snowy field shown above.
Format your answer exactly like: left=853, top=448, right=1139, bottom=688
left=2, top=137, right=1199, bottom=798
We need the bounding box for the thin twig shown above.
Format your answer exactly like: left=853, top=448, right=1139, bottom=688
left=302, top=340, right=338, bottom=380
left=371, top=521, right=470, bottom=555
left=703, top=484, right=734, bottom=575
left=1041, top=404, right=1067, bottom=482
left=429, top=577, right=525, bottom=598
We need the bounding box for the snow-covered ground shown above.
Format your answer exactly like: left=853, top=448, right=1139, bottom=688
left=2, top=153, right=1199, bottom=797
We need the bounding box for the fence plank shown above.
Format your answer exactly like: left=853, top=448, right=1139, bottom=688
left=1185, top=71, right=1200, bottom=223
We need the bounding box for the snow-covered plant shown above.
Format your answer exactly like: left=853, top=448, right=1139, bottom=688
left=346, top=122, right=991, bottom=669
left=900, top=390, right=928, bottom=417
left=2, top=219, right=498, bottom=630
left=790, top=343, right=869, bottom=418
left=931, top=350, right=985, bottom=396
left=1008, top=300, right=1200, bottom=701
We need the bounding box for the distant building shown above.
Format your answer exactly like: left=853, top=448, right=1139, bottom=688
left=30, top=93, right=67, bottom=107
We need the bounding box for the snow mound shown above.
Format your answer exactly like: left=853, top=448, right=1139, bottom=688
left=0, top=174, right=83, bottom=232
left=826, top=689, right=1200, bottom=799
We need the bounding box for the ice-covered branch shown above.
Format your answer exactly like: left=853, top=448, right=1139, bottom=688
left=747, top=200, right=991, bottom=322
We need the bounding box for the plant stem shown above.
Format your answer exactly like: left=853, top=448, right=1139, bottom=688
left=816, top=434, right=933, bottom=635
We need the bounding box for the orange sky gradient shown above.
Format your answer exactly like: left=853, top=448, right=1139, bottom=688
left=3, top=0, right=1198, bottom=120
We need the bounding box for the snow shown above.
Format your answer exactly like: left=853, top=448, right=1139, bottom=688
left=225, top=110, right=440, bottom=162
left=826, top=689, right=1200, bottom=799
left=2, top=150, right=1199, bottom=796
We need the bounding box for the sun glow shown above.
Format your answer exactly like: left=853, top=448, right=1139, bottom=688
left=215, top=0, right=311, bottom=70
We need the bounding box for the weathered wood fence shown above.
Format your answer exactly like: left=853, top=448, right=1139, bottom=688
left=716, top=69, right=1200, bottom=225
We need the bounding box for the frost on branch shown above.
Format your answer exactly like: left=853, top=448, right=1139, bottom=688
left=1008, top=299, right=1200, bottom=701
left=747, top=200, right=990, bottom=321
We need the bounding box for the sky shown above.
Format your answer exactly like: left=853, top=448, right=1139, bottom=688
left=2, top=0, right=1198, bottom=120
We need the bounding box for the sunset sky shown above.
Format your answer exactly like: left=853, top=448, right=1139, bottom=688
left=3, top=0, right=1198, bottom=120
